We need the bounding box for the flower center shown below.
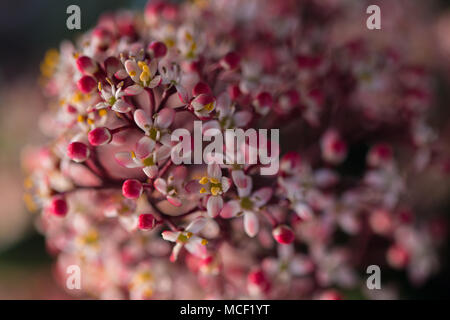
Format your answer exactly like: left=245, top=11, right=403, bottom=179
left=240, top=197, right=253, bottom=210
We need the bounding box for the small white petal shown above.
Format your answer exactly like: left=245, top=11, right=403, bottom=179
left=207, top=196, right=223, bottom=218
left=244, top=211, right=259, bottom=237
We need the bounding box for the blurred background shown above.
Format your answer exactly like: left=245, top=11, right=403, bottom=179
left=0, top=0, right=449, bottom=299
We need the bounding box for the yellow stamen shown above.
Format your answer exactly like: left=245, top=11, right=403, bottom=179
left=24, top=177, right=33, bottom=189
left=138, top=61, right=146, bottom=69
left=98, top=109, right=107, bottom=117
left=131, top=151, right=136, bottom=159
left=165, top=38, right=175, bottom=48
left=204, top=102, right=214, bottom=112
left=72, top=92, right=83, bottom=103
left=186, top=232, right=193, bottom=239
left=209, top=177, right=219, bottom=184
left=23, top=193, right=37, bottom=212
left=98, top=82, right=102, bottom=91
left=199, top=176, right=209, bottom=185
left=77, top=115, right=85, bottom=122
left=210, top=187, right=220, bottom=196
left=199, top=187, right=207, bottom=194
left=140, top=71, right=150, bottom=82
left=201, top=239, right=208, bottom=245
left=87, top=118, right=95, bottom=125
left=129, top=70, right=136, bottom=77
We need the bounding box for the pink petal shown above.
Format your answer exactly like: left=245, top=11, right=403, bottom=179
left=176, top=85, right=190, bottom=103
left=162, top=230, right=179, bottom=242
left=156, top=145, right=171, bottom=162
left=186, top=217, right=207, bottom=233
left=124, top=84, right=144, bottom=96
left=294, top=202, right=313, bottom=220
left=115, top=69, right=129, bottom=80
left=154, top=178, right=167, bottom=194
left=143, top=165, right=158, bottom=178
left=207, top=196, right=223, bottom=218
left=148, top=75, right=162, bottom=88
left=251, top=187, right=273, bottom=207
left=232, top=170, right=248, bottom=189
left=112, top=99, right=133, bottom=113
left=159, top=134, right=172, bottom=147
left=233, top=111, right=252, bottom=127
left=115, top=152, right=141, bottom=168
left=207, top=162, right=222, bottom=179
left=244, top=211, right=259, bottom=237
left=220, top=200, right=241, bottom=218
left=155, top=108, right=175, bottom=129
left=221, top=177, right=232, bottom=193
left=124, top=59, right=140, bottom=82
left=136, top=136, right=155, bottom=159
left=149, top=59, right=158, bottom=76
left=185, top=236, right=208, bottom=258
left=134, top=109, right=152, bottom=132
left=167, top=195, right=182, bottom=207
left=237, top=175, right=253, bottom=198
left=170, top=242, right=183, bottom=262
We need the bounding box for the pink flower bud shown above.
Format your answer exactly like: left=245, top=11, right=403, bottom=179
left=138, top=213, right=157, bottom=230
left=318, top=290, right=342, bottom=300
left=367, top=143, right=393, bottom=167
left=220, top=51, right=241, bottom=70
left=247, top=269, right=271, bottom=294
left=272, top=225, right=295, bottom=244
left=77, top=75, right=97, bottom=94
left=252, top=91, right=273, bottom=115
left=369, top=209, right=393, bottom=235
left=122, top=179, right=143, bottom=199
left=387, top=244, right=409, bottom=269
left=91, top=27, right=112, bottom=49
left=88, top=127, right=112, bottom=146
left=49, top=196, right=68, bottom=217
left=191, top=94, right=216, bottom=112
left=228, top=84, right=241, bottom=100
left=148, top=41, right=167, bottom=58
left=280, top=151, right=302, bottom=175
left=67, top=142, right=90, bottom=162
left=192, top=81, right=212, bottom=96
left=76, top=56, right=98, bottom=75
left=320, top=129, right=347, bottom=164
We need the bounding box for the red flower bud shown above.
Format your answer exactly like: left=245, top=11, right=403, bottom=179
left=228, top=84, right=241, bottom=100
left=192, top=81, right=212, bottom=96
left=272, top=225, right=295, bottom=244
left=138, top=213, right=157, bottom=230
left=76, top=56, right=98, bottom=75
left=220, top=51, right=241, bottom=70
left=88, top=127, right=112, bottom=146
left=67, top=142, right=90, bottom=162
left=247, top=269, right=271, bottom=294
left=367, top=143, right=393, bottom=167
left=148, top=41, right=167, bottom=58
left=49, top=196, right=68, bottom=217
left=77, top=75, right=97, bottom=93
left=122, top=179, right=143, bottom=199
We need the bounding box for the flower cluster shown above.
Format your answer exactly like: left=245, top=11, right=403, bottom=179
left=23, top=0, right=448, bottom=299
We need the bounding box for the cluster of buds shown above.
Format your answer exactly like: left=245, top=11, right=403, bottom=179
left=22, top=0, right=448, bottom=299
